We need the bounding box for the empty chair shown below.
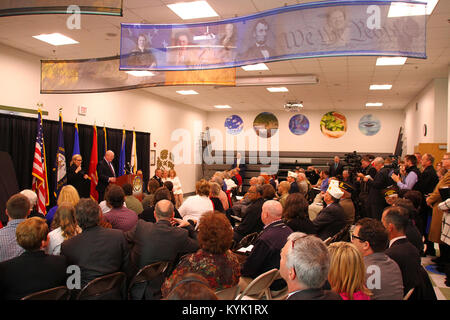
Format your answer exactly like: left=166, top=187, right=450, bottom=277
left=21, top=286, right=69, bottom=300
left=128, top=261, right=170, bottom=300
left=233, top=232, right=259, bottom=252
left=215, top=285, right=240, bottom=300
left=76, top=272, right=126, bottom=300
left=236, top=268, right=279, bottom=300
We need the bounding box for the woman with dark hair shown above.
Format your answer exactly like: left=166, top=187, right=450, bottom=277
left=161, top=212, right=240, bottom=296
left=163, top=180, right=176, bottom=206
left=209, top=182, right=225, bottom=213
left=262, top=183, right=276, bottom=201
left=392, top=198, right=424, bottom=254
left=282, top=193, right=316, bottom=234
left=142, top=178, right=160, bottom=210
left=139, top=187, right=182, bottom=223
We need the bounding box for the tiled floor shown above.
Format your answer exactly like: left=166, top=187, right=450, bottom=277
left=422, top=255, right=450, bottom=300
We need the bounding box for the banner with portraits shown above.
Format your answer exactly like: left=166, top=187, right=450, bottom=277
left=41, top=56, right=235, bottom=94
left=120, top=0, right=426, bottom=71
left=0, top=0, right=123, bottom=17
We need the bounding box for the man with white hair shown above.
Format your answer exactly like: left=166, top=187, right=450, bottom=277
left=20, top=189, right=45, bottom=219
left=312, top=180, right=347, bottom=240
left=279, top=232, right=341, bottom=300
left=297, top=172, right=310, bottom=196
left=364, top=157, right=394, bottom=220
left=240, top=200, right=292, bottom=291
left=97, top=150, right=117, bottom=202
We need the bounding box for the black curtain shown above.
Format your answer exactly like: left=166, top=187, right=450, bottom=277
left=0, top=113, right=150, bottom=209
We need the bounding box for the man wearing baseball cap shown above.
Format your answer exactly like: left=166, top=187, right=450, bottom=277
left=313, top=180, right=347, bottom=240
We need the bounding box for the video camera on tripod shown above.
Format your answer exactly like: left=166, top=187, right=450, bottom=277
left=343, top=151, right=362, bottom=182
left=384, top=154, right=400, bottom=175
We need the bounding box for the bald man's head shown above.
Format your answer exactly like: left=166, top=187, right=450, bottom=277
left=105, top=150, right=115, bottom=162
left=261, top=200, right=283, bottom=225
left=155, top=199, right=174, bottom=220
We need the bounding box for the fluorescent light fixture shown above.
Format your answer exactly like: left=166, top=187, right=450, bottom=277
left=376, top=57, right=407, bottom=66
left=176, top=90, right=199, bottom=95
left=167, top=1, right=218, bottom=20
left=32, top=33, right=78, bottom=46
left=241, top=63, right=269, bottom=71
left=267, top=87, right=289, bottom=92
left=214, top=105, right=232, bottom=109
left=237, top=75, right=318, bottom=86
left=388, top=0, right=438, bottom=17
left=126, top=71, right=155, bottom=77
left=370, top=84, right=392, bottom=90
left=366, top=102, right=383, bottom=107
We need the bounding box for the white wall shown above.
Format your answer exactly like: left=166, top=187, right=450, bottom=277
left=404, top=78, right=448, bottom=154
left=206, top=109, right=404, bottom=154
left=0, top=44, right=207, bottom=193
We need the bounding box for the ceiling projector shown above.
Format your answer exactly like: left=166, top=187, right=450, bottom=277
left=284, top=101, right=304, bottom=112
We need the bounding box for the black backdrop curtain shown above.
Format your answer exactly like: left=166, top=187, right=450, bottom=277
left=0, top=112, right=150, bottom=210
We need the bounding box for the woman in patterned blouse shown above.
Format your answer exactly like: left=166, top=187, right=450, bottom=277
left=161, top=211, right=240, bottom=296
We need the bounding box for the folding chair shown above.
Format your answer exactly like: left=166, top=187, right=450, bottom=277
left=236, top=269, right=279, bottom=300
left=21, top=286, right=70, bottom=300
left=215, top=284, right=240, bottom=300
left=128, top=261, right=170, bottom=300
left=403, top=288, right=414, bottom=300
left=76, top=272, right=126, bottom=300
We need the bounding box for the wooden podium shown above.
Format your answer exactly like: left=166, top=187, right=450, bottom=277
left=113, top=173, right=144, bottom=201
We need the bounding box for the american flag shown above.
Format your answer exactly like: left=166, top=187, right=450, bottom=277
left=32, top=110, right=49, bottom=214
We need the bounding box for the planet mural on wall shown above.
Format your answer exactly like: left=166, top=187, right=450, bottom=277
left=289, top=114, right=310, bottom=135
left=320, top=111, right=347, bottom=138
left=359, top=114, right=381, bottom=136
left=253, top=112, right=278, bottom=138
left=224, top=114, right=244, bottom=135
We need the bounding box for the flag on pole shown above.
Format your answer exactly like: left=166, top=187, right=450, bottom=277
left=88, top=125, right=98, bottom=201
left=131, top=130, right=137, bottom=174
left=32, top=109, right=49, bottom=214
left=118, top=129, right=126, bottom=176
left=53, top=111, right=67, bottom=199
left=103, top=125, right=107, bottom=154
left=72, top=120, right=80, bottom=157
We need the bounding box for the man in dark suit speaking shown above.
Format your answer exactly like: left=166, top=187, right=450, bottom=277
left=97, top=150, right=117, bottom=202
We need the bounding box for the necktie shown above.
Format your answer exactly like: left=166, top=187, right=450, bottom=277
left=109, top=162, right=115, bottom=177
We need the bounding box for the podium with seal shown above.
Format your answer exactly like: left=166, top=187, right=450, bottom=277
left=113, top=173, right=144, bottom=201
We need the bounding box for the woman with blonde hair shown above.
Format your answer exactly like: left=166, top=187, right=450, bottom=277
left=328, top=241, right=371, bottom=300
left=47, top=203, right=82, bottom=255
left=167, top=169, right=184, bottom=208
left=46, top=185, right=80, bottom=227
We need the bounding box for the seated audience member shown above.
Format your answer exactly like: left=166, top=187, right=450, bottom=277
left=123, top=183, right=143, bottom=215
left=46, top=185, right=80, bottom=227
left=209, top=182, right=225, bottom=213
left=125, top=200, right=199, bottom=300
left=163, top=180, right=176, bottom=206
left=140, top=187, right=182, bottom=223
left=104, top=185, right=138, bottom=232
left=178, top=180, right=214, bottom=225
left=306, top=166, right=320, bottom=185
left=19, top=189, right=44, bottom=219
left=142, top=179, right=160, bottom=210
left=352, top=218, right=403, bottom=300
left=279, top=233, right=341, bottom=300
left=99, top=184, right=126, bottom=214
left=61, top=199, right=130, bottom=289
left=319, top=170, right=330, bottom=193
left=313, top=181, right=347, bottom=240
left=382, top=206, right=426, bottom=299
left=384, top=186, right=399, bottom=206
left=328, top=242, right=372, bottom=300
left=0, top=217, right=67, bottom=300
left=437, top=167, right=447, bottom=180
left=162, top=212, right=240, bottom=297
left=233, top=185, right=265, bottom=243
left=0, top=194, right=31, bottom=262
left=47, top=203, right=82, bottom=255
left=240, top=201, right=292, bottom=292
left=210, top=175, right=229, bottom=211
left=297, top=173, right=310, bottom=196
left=287, top=171, right=300, bottom=194
left=392, top=199, right=424, bottom=254
left=262, top=183, right=276, bottom=201
left=224, top=171, right=238, bottom=192
left=269, top=173, right=279, bottom=191
left=308, top=192, right=324, bottom=221
left=282, top=193, right=315, bottom=234
left=231, top=168, right=243, bottom=195
left=165, top=273, right=218, bottom=300
left=338, top=181, right=355, bottom=225
left=277, top=181, right=290, bottom=208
